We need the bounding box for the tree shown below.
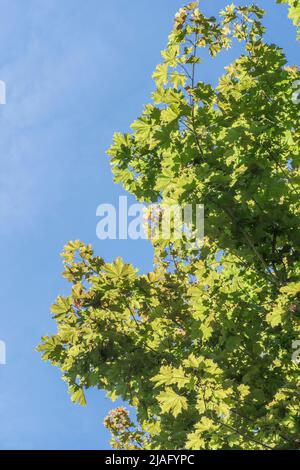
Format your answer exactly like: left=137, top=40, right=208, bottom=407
left=37, top=2, right=300, bottom=449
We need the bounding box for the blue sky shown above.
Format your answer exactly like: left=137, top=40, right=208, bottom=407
left=0, top=0, right=298, bottom=450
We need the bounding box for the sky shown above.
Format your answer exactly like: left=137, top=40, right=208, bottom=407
left=0, top=0, right=298, bottom=450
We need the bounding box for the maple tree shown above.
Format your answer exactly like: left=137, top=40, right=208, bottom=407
left=38, top=2, right=300, bottom=449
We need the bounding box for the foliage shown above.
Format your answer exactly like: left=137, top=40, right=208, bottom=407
left=38, top=2, right=300, bottom=449
left=103, top=407, right=148, bottom=449
left=108, top=2, right=299, bottom=283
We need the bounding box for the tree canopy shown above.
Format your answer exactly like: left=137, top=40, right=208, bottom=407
left=38, top=2, right=300, bottom=450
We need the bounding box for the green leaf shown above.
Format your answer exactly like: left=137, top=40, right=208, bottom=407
left=70, top=386, right=87, bottom=406
left=161, top=45, right=180, bottom=66
left=152, top=63, right=169, bottom=86
left=185, top=431, right=205, bottom=450
left=152, top=366, right=189, bottom=389
left=160, top=104, right=181, bottom=123
left=131, top=118, right=153, bottom=141
left=183, top=354, right=201, bottom=369
left=170, top=72, right=187, bottom=88
left=51, top=296, right=71, bottom=316
left=103, top=257, right=137, bottom=282
left=157, top=387, right=188, bottom=417
left=266, top=305, right=286, bottom=327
